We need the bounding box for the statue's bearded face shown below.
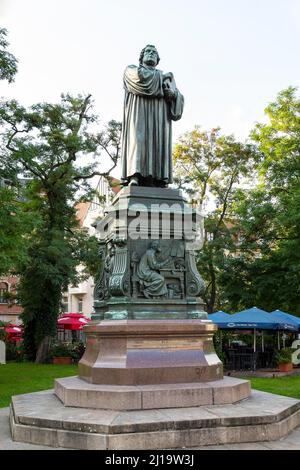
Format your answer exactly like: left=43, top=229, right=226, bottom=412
left=142, top=46, right=158, bottom=67
left=151, top=241, right=160, bottom=252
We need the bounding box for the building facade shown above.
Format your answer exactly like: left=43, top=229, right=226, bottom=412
left=0, top=276, right=23, bottom=325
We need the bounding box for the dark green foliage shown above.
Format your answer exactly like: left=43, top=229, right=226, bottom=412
left=5, top=341, right=25, bottom=362
left=0, top=28, right=18, bottom=83
left=69, top=341, right=85, bottom=362
left=0, top=30, right=119, bottom=363
left=0, top=326, right=7, bottom=341
left=222, top=88, right=300, bottom=314
left=0, top=94, right=121, bottom=362
left=50, top=342, right=73, bottom=358
left=49, top=341, right=85, bottom=362
left=275, top=348, right=292, bottom=365
left=174, top=88, right=300, bottom=315
left=0, top=28, right=32, bottom=276
left=0, top=185, right=37, bottom=277
left=173, top=127, right=257, bottom=312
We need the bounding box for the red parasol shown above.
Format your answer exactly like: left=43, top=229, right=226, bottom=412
left=4, top=324, right=23, bottom=342
left=57, top=313, right=91, bottom=331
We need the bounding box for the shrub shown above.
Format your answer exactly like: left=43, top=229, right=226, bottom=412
left=0, top=327, right=7, bottom=342
left=275, top=348, right=292, bottom=365
left=49, top=341, right=85, bottom=361
left=5, top=341, right=25, bottom=362
left=50, top=342, right=72, bottom=358
left=69, top=342, right=85, bottom=363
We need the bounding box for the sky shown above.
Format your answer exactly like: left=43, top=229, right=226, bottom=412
left=1, top=0, right=300, bottom=145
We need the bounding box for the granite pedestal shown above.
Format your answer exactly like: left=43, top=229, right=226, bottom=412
left=78, top=319, right=222, bottom=385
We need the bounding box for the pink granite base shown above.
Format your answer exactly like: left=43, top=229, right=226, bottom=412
left=79, top=319, right=223, bottom=385
left=55, top=375, right=251, bottom=410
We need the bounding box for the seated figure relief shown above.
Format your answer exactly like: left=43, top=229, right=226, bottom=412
left=135, top=241, right=185, bottom=299
left=137, top=241, right=171, bottom=298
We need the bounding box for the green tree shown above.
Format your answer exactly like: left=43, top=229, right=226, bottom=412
left=0, top=28, right=31, bottom=277
left=0, top=184, right=35, bottom=276
left=0, top=94, right=121, bottom=361
left=173, top=127, right=257, bottom=313
left=221, top=87, right=300, bottom=314
left=0, top=27, right=18, bottom=83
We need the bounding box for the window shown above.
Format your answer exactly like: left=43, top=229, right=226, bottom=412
left=78, top=298, right=83, bottom=313
left=0, top=282, right=9, bottom=304
left=62, top=297, right=68, bottom=313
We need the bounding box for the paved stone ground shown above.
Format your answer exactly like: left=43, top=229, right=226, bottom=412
left=3, top=406, right=300, bottom=450
left=0, top=408, right=62, bottom=450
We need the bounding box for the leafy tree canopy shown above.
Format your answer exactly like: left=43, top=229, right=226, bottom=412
left=221, top=87, right=300, bottom=314
left=0, top=28, right=17, bottom=83
left=0, top=93, right=121, bottom=361
left=173, top=127, right=258, bottom=312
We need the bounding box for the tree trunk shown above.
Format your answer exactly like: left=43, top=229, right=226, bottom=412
left=71, top=330, right=77, bottom=343
left=35, top=335, right=52, bottom=363
left=207, top=259, right=216, bottom=314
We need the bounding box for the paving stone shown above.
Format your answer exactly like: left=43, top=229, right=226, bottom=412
left=13, top=392, right=120, bottom=433
left=109, top=409, right=174, bottom=434
left=195, top=442, right=271, bottom=450
left=262, top=441, right=300, bottom=450
left=0, top=408, right=60, bottom=450
left=158, top=407, right=222, bottom=430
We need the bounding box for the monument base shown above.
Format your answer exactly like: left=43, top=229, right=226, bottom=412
left=55, top=376, right=250, bottom=410
left=10, top=388, right=300, bottom=449
left=78, top=319, right=222, bottom=385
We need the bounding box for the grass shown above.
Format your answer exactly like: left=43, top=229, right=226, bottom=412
left=242, top=375, right=300, bottom=400
left=0, top=362, right=78, bottom=408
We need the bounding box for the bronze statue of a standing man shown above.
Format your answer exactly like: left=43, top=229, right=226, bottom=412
left=121, top=45, right=184, bottom=188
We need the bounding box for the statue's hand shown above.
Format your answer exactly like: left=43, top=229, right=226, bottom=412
left=164, top=88, right=176, bottom=101
left=162, top=256, right=172, bottom=267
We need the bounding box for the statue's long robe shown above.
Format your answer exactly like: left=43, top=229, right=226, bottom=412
left=121, top=64, right=184, bottom=184
left=137, top=248, right=168, bottom=297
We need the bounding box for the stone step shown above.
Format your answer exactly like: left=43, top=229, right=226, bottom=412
left=10, top=389, right=300, bottom=450
left=55, top=376, right=251, bottom=410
